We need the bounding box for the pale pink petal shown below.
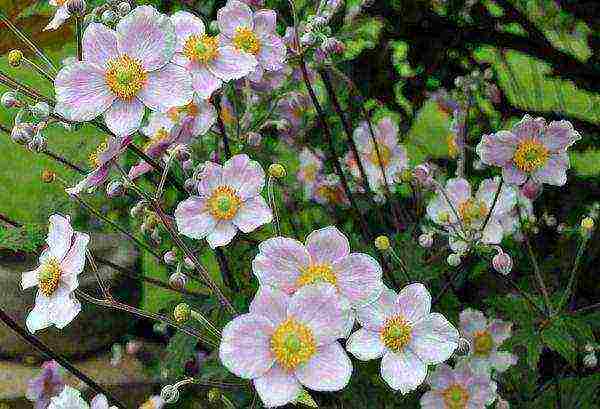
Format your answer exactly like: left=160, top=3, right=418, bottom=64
left=531, top=152, right=569, bottom=186
left=206, top=221, right=237, bottom=248
left=90, top=394, right=109, bottom=409
left=481, top=219, right=503, bottom=245
left=66, top=166, right=110, bottom=196
left=197, top=162, right=223, bottom=196
left=543, top=120, right=581, bottom=151
left=445, top=178, right=472, bottom=205
left=47, top=214, right=73, bottom=261
left=253, top=365, right=301, bottom=408
left=426, top=363, right=455, bottom=389
left=26, top=295, right=52, bottom=333
left=249, top=286, right=290, bottom=326
left=60, top=232, right=90, bottom=284
left=356, top=286, right=397, bottom=331
left=138, top=63, right=193, bottom=111
left=305, top=226, right=350, bottom=265
left=116, top=5, right=176, bottom=71
left=51, top=295, right=81, bottom=329
left=489, top=319, right=512, bottom=345
left=476, top=131, right=518, bottom=166
left=512, top=115, right=545, bottom=141
left=489, top=351, right=518, bottom=372
left=395, top=283, right=431, bottom=324
left=82, top=23, right=119, bottom=68
left=44, top=6, right=70, bottom=31
left=252, top=237, right=309, bottom=294
left=170, top=11, right=205, bottom=53
left=208, top=46, right=257, bottom=81
left=129, top=162, right=153, bottom=180
left=346, top=328, right=385, bottom=360
left=420, top=392, right=446, bottom=409
left=502, top=165, right=527, bottom=185
left=219, top=313, right=275, bottom=378
left=222, top=154, right=266, bottom=200
left=103, top=99, right=145, bottom=136
left=409, top=313, right=459, bottom=364
left=459, top=309, right=487, bottom=336
left=174, top=197, right=216, bottom=239
left=381, top=350, right=427, bottom=393
left=54, top=63, right=115, bottom=122
left=256, top=33, right=286, bottom=71
left=377, top=117, right=398, bottom=145
left=353, top=122, right=373, bottom=152
left=287, top=283, right=345, bottom=345
left=191, top=66, right=223, bottom=99
left=295, top=342, right=352, bottom=391
left=217, top=0, right=254, bottom=38
left=333, top=253, right=383, bottom=308
left=189, top=98, right=217, bottom=136
left=253, top=10, right=276, bottom=36
left=232, top=196, right=273, bottom=233
left=22, top=268, right=41, bottom=290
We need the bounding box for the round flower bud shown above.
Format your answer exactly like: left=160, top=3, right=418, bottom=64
left=41, top=169, right=56, bottom=183
left=183, top=256, right=195, bottom=270
left=66, top=0, right=87, bottom=16
left=173, top=303, right=191, bottom=323
left=245, top=131, right=262, bottom=147
left=184, top=177, right=197, bottom=193
left=125, top=339, right=142, bottom=355
left=207, top=388, right=221, bottom=403
left=492, top=250, right=513, bottom=275
left=584, top=343, right=595, bottom=353
left=101, top=9, right=118, bottom=25
left=583, top=353, right=597, bottom=369
left=30, top=102, right=50, bottom=121
left=269, top=163, right=286, bottom=178
left=418, top=233, right=434, bottom=248
left=413, top=163, right=432, bottom=186
left=117, top=1, right=131, bottom=15
left=321, top=37, right=345, bottom=55
left=521, top=180, right=542, bottom=200
left=496, top=398, right=510, bottom=409
left=8, top=50, right=23, bottom=67
left=556, top=223, right=567, bottom=234
left=11, top=123, right=35, bottom=144
left=447, top=253, right=461, bottom=267
left=168, top=271, right=188, bottom=290
left=374, top=235, right=390, bottom=251
left=106, top=180, right=125, bottom=198
left=160, top=384, right=179, bottom=404
left=581, top=217, right=595, bottom=231
left=1, top=91, right=19, bottom=108
left=163, top=250, right=177, bottom=265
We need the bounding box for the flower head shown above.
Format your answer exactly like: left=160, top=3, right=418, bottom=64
left=219, top=284, right=352, bottom=407
left=26, top=361, right=65, bottom=409
left=476, top=115, right=581, bottom=186
left=296, top=148, right=324, bottom=198
left=276, top=92, right=310, bottom=141
left=420, top=361, right=497, bottom=409
left=175, top=154, right=272, bottom=248
left=217, top=0, right=286, bottom=81
left=54, top=6, right=193, bottom=136
left=346, top=283, right=459, bottom=393
left=21, top=215, right=89, bottom=333
left=459, top=309, right=517, bottom=374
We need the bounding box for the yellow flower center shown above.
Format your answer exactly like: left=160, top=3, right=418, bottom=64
left=303, top=164, right=318, bottom=182
left=232, top=27, right=261, bottom=55
left=167, top=102, right=200, bottom=123
left=442, top=384, right=470, bottom=409
left=207, top=186, right=242, bottom=220
left=88, top=140, right=109, bottom=168
left=368, top=145, right=392, bottom=167
left=380, top=315, right=412, bottom=352
left=183, top=34, right=220, bottom=64
left=38, top=257, right=62, bottom=296
left=472, top=330, right=494, bottom=356
left=513, top=139, right=549, bottom=172
left=143, top=128, right=170, bottom=151
left=447, top=134, right=458, bottom=158
left=458, top=199, right=488, bottom=225
left=105, top=55, right=147, bottom=100
left=296, top=263, right=337, bottom=288
left=270, top=317, right=317, bottom=371
left=220, top=105, right=235, bottom=125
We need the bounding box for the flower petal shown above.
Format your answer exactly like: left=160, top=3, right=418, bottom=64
left=489, top=319, right=512, bottom=345
left=380, top=349, right=427, bottom=393
left=252, top=237, right=309, bottom=294
left=476, top=131, right=519, bottom=166
left=295, top=342, right=352, bottom=391
left=232, top=196, right=273, bottom=233
left=103, top=98, right=145, bottom=136
left=208, top=46, right=257, bottom=81
left=395, top=283, right=431, bottom=324
left=138, top=63, right=193, bottom=111
left=60, top=232, right=90, bottom=287
left=26, top=294, right=52, bottom=333
left=409, top=313, right=459, bottom=364
left=250, top=286, right=290, bottom=326
left=222, top=154, right=266, bottom=200
left=253, top=365, right=301, bottom=408
left=22, top=268, right=40, bottom=291
left=175, top=196, right=216, bottom=239
left=543, top=120, right=581, bottom=151
left=170, top=11, right=205, bottom=53
left=305, top=226, right=350, bottom=265
left=531, top=152, right=569, bottom=186
left=445, top=178, right=472, bottom=205
left=116, top=5, right=176, bottom=71
left=217, top=0, right=253, bottom=38
left=502, top=165, right=527, bottom=185
left=206, top=220, right=237, bottom=248
left=189, top=98, right=217, bottom=136
left=356, top=286, right=397, bottom=331
left=82, top=23, right=119, bottom=68
left=347, top=328, right=385, bottom=361
left=191, top=66, right=223, bottom=99
left=287, top=283, right=345, bottom=346
left=54, top=62, right=115, bottom=122
left=47, top=214, right=73, bottom=260
left=44, top=6, right=70, bottom=31
left=333, top=253, right=383, bottom=308
left=51, top=295, right=81, bottom=329
left=197, top=162, right=223, bottom=196
left=512, top=115, right=545, bottom=140
left=253, top=10, right=276, bottom=36
left=219, top=313, right=275, bottom=379
left=256, top=33, right=286, bottom=72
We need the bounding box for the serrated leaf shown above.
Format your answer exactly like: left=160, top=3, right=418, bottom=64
left=526, top=334, right=544, bottom=370
left=294, top=388, right=318, bottom=408
left=541, top=318, right=577, bottom=366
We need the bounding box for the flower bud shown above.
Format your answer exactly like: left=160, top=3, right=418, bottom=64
left=163, top=250, right=177, bottom=265
left=101, top=9, right=118, bottom=25
left=1, top=91, right=19, bottom=108
left=496, top=398, right=510, bottom=409
left=207, top=388, right=221, bottom=403
left=30, top=101, right=50, bottom=121
left=106, top=180, right=125, bottom=197
left=269, top=163, right=286, bottom=178
left=521, top=180, right=542, bottom=200
left=413, top=163, right=433, bottom=186
left=583, top=353, right=597, bottom=368
left=556, top=223, right=567, bottom=234
left=245, top=131, right=262, bottom=147
left=581, top=217, right=595, bottom=232
left=374, top=235, right=390, bottom=251
left=447, top=253, right=461, bottom=267
left=492, top=250, right=513, bottom=275
left=321, top=37, right=345, bottom=55
left=173, top=303, right=191, bottom=323
left=11, top=122, right=35, bottom=144
left=183, top=178, right=197, bottom=194
left=117, top=1, right=131, bottom=15
left=168, top=271, right=188, bottom=290
left=41, top=169, right=56, bottom=183
left=125, top=339, right=142, bottom=355
left=66, top=0, right=87, bottom=16
left=418, top=233, right=434, bottom=248
left=584, top=343, right=595, bottom=353
left=8, top=50, right=23, bottom=67
left=183, top=256, right=195, bottom=270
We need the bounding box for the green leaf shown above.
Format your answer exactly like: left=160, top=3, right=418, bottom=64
left=541, top=318, right=577, bottom=366
left=161, top=333, right=198, bottom=379
left=532, top=374, right=600, bottom=409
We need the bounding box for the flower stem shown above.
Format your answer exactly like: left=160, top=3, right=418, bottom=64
left=557, top=236, right=588, bottom=312
left=481, top=178, right=503, bottom=233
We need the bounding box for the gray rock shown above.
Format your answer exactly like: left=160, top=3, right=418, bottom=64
left=0, top=234, right=141, bottom=359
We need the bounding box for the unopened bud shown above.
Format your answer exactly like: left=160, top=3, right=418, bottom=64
left=41, top=169, right=56, bottom=183
left=581, top=217, right=595, bottom=232
left=66, top=0, right=87, bottom=16
left=101, top=9, right=118, bottom=24
left=1, top=91, right=19, bottom=108
left=269, top=163, right=286, bottom=178
left=125, top=339, right=142, bottom=355
left=182, top=159, right=193, bottom=170
left=11, top=123, right=35, bottom=144
left=492, top=250, right=513, bottom=275
left=163, top=250, right=177, bottom=265
left=321, top=37, right=345, bottom=55
left=447, top=253, right=461, bottom=267
left=30, top=102, right=50, bottom=120
left=583, top=353, right=597, bottom=368
left=183, top=256, right=195, bottom=270
left=413, top=163, right=433, bottom=186
left=245, top=131, right=262, bottom=147
left=173, top=303, right=191, bottom=323
left=106, top=180, right=125, bottom=197
left=521, top=180, right=542, bottom=200
left=418, top=233, right=434, bottom=248
left=168, top=271, right=188, bottom=290
left=117, top=1, right=131, bottom=15
left=374, top=235, right=390, bottom=251
left=496, top=398, right=510, bottom=409
left=8, top=50, right=23, bottom=67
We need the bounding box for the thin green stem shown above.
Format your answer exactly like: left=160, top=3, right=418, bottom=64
left=557, top=236, right=588, bottom=312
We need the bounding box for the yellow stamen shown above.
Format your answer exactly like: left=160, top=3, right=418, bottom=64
left=167, top=103, right=200, bottom=122
left=183, top=34, right=220, bottom=64
left=144, top=128, right=170, bottom=151
left=207, top=186, right=241, bottom=220
left=380, top=315, right=412, bottom=352
left=232, top=27, right=260, bottom=55
left=220, top=105, right=234, bottom=125
left=270, top=317, right=316, bottom=371
left=88, top=140, right=109, bottom=168
left=368, top=145, right=392, bottom=167
left=442, top=384, right=470, bottom=409
left=472, top=330, right=494, bottom=356
left=105, top=55, right=147, bottom=100
left=296, top=264, right=337, bottom=288
left=513, top=138, right=550, bottom=172
left=447, top=134, right=458, bottom=158
left=38, top=257, right=62, bottom=296
left=458, top=199, right=488, bottom=225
